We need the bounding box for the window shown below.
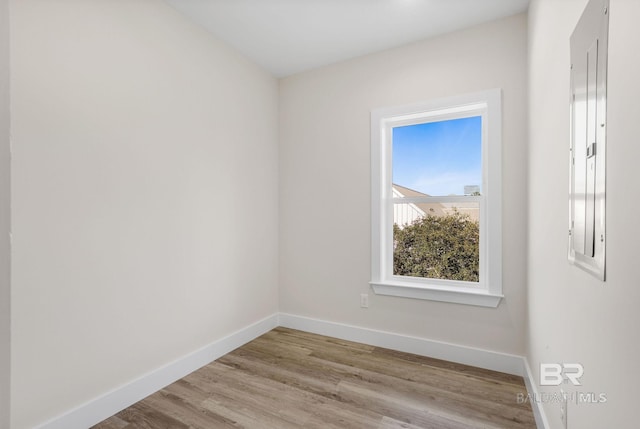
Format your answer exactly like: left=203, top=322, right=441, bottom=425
left=370, top=89, right=503, bottom=307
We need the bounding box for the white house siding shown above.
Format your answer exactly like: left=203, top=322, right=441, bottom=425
left=392, top=187, right=426, bottom=227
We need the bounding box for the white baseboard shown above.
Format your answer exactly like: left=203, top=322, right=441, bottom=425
left=278, top=313, right=524, bottom=376
left=35, top=313, right=279, bottom=429
left=34, top=312, right=548, bottom=429
left=522, top=358, right=551, bottom=429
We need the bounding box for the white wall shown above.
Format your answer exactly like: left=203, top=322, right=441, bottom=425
left=279, top=14, right=528, bottom=355
left=10, top=1, right=279, bottom=428
left=0, top=0, right=10, bottom=426
left=527, top=0, right=640, bottom=427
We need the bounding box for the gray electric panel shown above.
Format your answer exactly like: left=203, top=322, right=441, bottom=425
left=569, top=0, right=608, bottom=280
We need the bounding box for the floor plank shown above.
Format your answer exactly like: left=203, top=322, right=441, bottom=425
left=93, top=327, right=535, bottom=429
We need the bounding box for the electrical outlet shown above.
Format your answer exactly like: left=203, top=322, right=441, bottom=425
left=360, top=293, right=369, bottom=308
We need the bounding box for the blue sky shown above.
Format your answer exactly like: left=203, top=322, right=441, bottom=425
left=392, top=116, right=482, bottom=196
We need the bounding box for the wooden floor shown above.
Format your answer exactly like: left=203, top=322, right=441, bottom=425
left=93, top=327, right=536, bottom=429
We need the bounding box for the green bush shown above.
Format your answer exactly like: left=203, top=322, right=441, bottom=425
left=393, top=210, right=479, bottom=282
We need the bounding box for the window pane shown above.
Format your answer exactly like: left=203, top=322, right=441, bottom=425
left=392, top=116, right=482, bottom=197
left=393, top=202, right=480, bottom=283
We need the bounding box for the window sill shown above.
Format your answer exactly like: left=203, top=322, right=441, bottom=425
left=369, top=281, right=503, bottom=308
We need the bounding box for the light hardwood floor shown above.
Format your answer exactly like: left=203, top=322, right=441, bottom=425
left=93, top=327, right=536, bottom=428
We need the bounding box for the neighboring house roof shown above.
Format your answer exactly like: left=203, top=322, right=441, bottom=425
left=392, top=183, right=431, bottom=199
left=393, top=184, right=448, bottom=220
left=392, top=184, right=479, bottom=226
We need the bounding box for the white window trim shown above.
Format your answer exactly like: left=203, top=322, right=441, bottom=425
left=370, top=89, right=503, bottom=308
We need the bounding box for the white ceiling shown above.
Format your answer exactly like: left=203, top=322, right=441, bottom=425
left=165, top=0, right=530, bottom=77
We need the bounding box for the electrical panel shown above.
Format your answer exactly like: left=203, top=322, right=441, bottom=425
left=568, top=0, right=608, bottom=280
